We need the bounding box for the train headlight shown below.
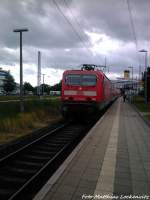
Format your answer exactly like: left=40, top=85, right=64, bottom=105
left=92, top=98, right=96, bottom=101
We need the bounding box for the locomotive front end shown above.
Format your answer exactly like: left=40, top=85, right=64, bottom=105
left=61, top=70, right=101, bottom=118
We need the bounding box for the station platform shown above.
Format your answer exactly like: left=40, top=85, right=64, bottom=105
left=34, top=98, right=150, bottom=200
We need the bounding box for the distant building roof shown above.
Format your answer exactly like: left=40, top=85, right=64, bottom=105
left=0, top=68, right=9, bottom=76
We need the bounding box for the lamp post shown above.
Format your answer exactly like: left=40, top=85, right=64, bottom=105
left=13, top=28, right=28, bottom=112
left=139, top=49, right=148, bottom=103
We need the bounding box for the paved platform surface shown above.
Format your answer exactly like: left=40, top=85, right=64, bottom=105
left=34, top=98, right=150, bottom=200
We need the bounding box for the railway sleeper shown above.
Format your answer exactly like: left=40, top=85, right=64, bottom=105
left=13, top=160, right=44, bottom=169
left=0, top=188, right=16, bottom=200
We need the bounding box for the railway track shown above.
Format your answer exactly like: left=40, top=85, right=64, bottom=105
left=0, top=121, right=94, bottom=200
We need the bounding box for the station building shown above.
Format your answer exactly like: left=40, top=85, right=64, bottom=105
left=0, top=68, right=9, bottom=94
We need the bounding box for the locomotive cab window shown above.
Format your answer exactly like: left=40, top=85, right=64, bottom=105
left=82, top=75, right=97, bottom=86
left=65, top=74, right=97, bottom=86
left=65, top=74, right=81, bottom=85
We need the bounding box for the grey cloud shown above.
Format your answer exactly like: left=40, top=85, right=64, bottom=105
left=24, top=68, right=35, bottom=75
left=72, top=0, right=150, bottom=44
left=0, top=0, right=150, bottom=78
left=0, top=0, right=89, bottom=49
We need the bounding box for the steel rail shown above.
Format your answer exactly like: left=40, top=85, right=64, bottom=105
left=0, top=122, right=69, bottom=164
left=0, top=121, right=92, bottom=200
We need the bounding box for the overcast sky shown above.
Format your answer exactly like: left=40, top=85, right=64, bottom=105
left=0, top=0, right=150, bottom=86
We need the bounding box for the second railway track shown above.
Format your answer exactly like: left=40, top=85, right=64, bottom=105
left=0, top=120, right=95, bottom=200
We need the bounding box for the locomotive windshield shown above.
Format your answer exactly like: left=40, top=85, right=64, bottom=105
left=82, top=75, right=97, bottom=86
left=65, top=74, right=80, bottom=85
left=65, top=74, right=97, bottom=86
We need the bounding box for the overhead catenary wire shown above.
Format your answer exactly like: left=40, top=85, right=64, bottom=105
left=52, top=0, right=94, bottom=62
left=64, top=0, right=101, bottom=67
left=63, top=0, right=91, bottom=50
left=126, top=0, right=140, bottom=73
left=126, top=0, right=138, bottom=49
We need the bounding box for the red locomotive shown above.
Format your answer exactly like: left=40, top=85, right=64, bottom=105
left=61, top=64, right=119, bottom=118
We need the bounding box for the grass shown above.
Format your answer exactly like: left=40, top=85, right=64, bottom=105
left=0, top=95, right=60, bottom=101
left=0, top=98, right=60, bottom=118
left=0, top=98, right=61, bottom=144
left=133, top=96, right=150, bottom=112
left=0, top=95, right=35, bottom=101
left=145, top=115, right=150, bottom=120
left=133, top=95, right=150, bottom=123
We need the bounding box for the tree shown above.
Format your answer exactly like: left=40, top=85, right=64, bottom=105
left=41, top=84, right=50, bottom=95
left=33, top=86, right=38, bottom=95
left=3, top=73, right=16, bottom=94
left=24, top=82, right=34, bottom=94
left=50, top=81, right=61, bottom=91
